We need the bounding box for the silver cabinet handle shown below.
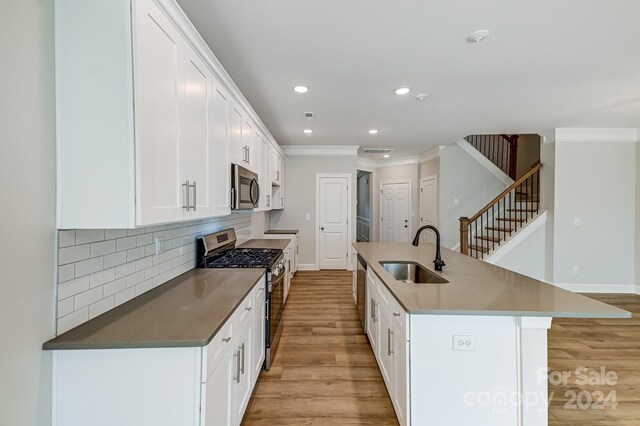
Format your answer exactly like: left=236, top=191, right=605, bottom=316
left=245, top=306, right=252, bottom=311
left=182, top=180, right=190, bottom=210
left=240, top=342, right=245, bottom=375
left=393, top=312, right=400, bottom=317
left=247, top=147, right=250, bottom=164
left=222, top=337, right=231, bottom=343
left=230, top=189, right=235, bottom=208
left=276, top=170, right=279, bottom=181
left=281, top=196, right=283, bottom=206
left=267, top=194, right=270, bottom=206
left=234, top=349, right=241, bottom=383
left=388, top=328, right=394, bottom=356
left=190, top=181, right=197, bottom=211
left=370, top=298, right=374, bottom=321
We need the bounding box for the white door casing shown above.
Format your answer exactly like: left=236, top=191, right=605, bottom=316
left=316, top=174, right=352, bottom=270
left=380, top=181, right=411, bottom=243
left=419, top=176, right=438, bottom=243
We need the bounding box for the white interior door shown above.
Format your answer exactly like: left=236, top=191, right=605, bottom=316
left=380, top=182, right=410, bottom=242
left=318, top=175, right=350, bottom=269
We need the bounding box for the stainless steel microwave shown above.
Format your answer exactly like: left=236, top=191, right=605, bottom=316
left=231, top=164, right=259, bottom=210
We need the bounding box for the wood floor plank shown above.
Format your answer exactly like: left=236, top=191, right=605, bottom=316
left=241, top=270, right=398, bottom=425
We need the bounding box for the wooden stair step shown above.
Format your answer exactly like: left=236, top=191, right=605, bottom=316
left=507, top=208, right=538, bottom=213
left=475, top=236, right=501, bottom=243
left=469, top=245, right=489, bottom=253
left=485, top=226, right=514, bottom=232
left=496, top=217, right=526, bottom=223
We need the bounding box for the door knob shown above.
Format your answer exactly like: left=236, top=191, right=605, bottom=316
left=404, top=225, right=408, bottom=228
left=405, top=219, right=408, bottom=223
left=320, top=227, right=325, bottom=230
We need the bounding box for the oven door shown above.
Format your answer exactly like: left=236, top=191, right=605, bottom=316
left=232, top=164, right=260, bottom=210
left=265, top=268, right=285, bottom=369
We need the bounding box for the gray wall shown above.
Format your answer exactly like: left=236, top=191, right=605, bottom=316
left=420, top=157, right=440, bottom=179
left=515, top=134, right=541, bottom=179
left=438, top=143, right=509, bottom=248
left=270, top=156, right=357, bottom=266
left=371, top=163, right=420, bottom=242
left=539, top=131, right=556, bottom=282
left=552, top=139, right=636, bottom=288
left=0, top=0, right=56, bottom=423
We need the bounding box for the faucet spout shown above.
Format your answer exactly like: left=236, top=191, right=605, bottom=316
left=412, top=225, right=445, bottom=272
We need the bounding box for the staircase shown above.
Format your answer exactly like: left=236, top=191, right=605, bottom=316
left=459, top=134, right=541, bottom=259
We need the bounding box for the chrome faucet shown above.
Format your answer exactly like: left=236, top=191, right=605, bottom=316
left=412, top=225, right=445, bottom=272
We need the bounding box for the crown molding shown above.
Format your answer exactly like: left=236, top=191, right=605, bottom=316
left=555, top=128, right=639, bottom=144
left=420, top=146, right=445, bottom=163
left=282, top=145, right=359, bottom=157
left=356, top=156, right=421, bottom=169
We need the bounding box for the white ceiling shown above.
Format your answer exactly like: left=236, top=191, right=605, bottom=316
left=176, top=0, right=640, bottom=158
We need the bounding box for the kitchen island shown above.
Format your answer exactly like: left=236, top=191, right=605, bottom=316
left=354, top=242, right=629, bottom=426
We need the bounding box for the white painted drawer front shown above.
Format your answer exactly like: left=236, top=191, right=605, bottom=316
left=204, top=320, right=234, bottom=381
left=390, top=297, right=408, bottom=334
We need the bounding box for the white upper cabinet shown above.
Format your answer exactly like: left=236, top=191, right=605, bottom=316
left=257, top=138, right=272, bottom=211
left=55, top=0, right=284, bottom=228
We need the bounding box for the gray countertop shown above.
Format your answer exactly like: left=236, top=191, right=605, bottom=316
left=264, top=229, right=299, bottom=235
left=354, top=242, right=630, bottom=318
left=43, top=268, right=266, bottom=350
left=239, top=239, right=291, bottom=250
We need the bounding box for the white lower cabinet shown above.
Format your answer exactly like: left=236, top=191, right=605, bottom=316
left=52, top=275, right=266, bottom=426
left=366, top=269, right=409, bottom=426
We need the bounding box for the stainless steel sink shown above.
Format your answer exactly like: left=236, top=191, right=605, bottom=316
left=380, top=261, right=449, bottom=284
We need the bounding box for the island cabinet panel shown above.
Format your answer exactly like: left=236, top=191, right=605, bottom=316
left=52, top=275, right=266, bottom=426
left=366, top=270, right=379, bottom=353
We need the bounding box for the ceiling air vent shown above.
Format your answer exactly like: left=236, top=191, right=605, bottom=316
left=362, top=148, right=394, bottom=154
left=304, top=112, right=313, bottom=118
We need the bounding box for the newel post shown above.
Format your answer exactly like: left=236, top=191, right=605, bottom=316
left=459, top=217, right=470, bottom=255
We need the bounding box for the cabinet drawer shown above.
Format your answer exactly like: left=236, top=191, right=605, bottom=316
left=236, top=290, right=255, bottom=327
left=390, top=297, right=408, bottom=334
left=376, top=277, right=393, bottom=309
left=203, top=319, right=234, bottom=381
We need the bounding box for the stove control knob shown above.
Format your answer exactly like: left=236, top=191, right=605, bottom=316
left=273, top=266, right=282, bottom=276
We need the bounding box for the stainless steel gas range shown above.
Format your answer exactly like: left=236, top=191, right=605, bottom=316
left=196, top=228, right=284, bottom=370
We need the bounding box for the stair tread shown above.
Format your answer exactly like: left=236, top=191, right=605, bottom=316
left=485, top=226, right=514, bottom=232
left=469, top=245, right=490, bottom=253
left=475, top=236, right=501, bottom=242
left=507, top=208, right=538, bottom=212
left=496, top=217, right=526, bottom=223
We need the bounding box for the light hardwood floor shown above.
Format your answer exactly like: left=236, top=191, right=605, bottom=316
left=242, top=270, right=399, bottom=425
left=548, top=293, right=640, bottom=425
left=242, top=271, right=640, bottom=425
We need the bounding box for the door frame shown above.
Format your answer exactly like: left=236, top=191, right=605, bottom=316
left=419, top=175, right=438, bottom=227
left=379, top=179, right=412, bottom=243
left=315, top=173, right=353, bottom=270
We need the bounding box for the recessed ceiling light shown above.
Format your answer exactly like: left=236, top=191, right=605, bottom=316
left=383, top=154, right=390, bottom=158
left=303, top=129, right=313, bottom=134
left=415, top=93, right=429, bottom=101
left=368, top=129, right=378, bottom=134
left=394, top=86, right=411, bottom=95
left=467, top=29, right=490, bottom=43
left=294, top=85, right=309, bottom=93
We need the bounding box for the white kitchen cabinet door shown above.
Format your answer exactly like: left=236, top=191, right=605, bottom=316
left=210, top=79, right=231, bottom=217
left=258, top=138, right=272, bottom=210
left=377, top=303, right=394, bottom=389
left=366, top=274, right=378, bottom=354
left=202, top=347, right=236, bottom=426
left=393, top=328, right=408, bottom=426
left=234, top=318, right=253, bottom=418
left=229, top=102, right=244, bottom=166
left=241, top=119, right=254, bottom=170
left=270, top=147, right=280, bottom=184
left=134, top=0, right=184, bottom=226
left=252, top=284, right=266, bottom=381
left=180, top=48, right=213, bottom=219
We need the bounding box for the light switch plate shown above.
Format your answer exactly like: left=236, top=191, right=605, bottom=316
left=305, top=213, right=311, bottom=220
left=453, top=335, right=476, bottom=351
left=155, top=237, right=164, bottom=256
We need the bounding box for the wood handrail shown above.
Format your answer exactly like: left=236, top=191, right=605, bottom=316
left=468, top=162, right=542, bottom=223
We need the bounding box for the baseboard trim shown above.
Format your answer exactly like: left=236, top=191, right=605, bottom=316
left=551, top=282, right=637, bottom=294
left=636, top=285, right=640, bottom=295
left=297, top=263, right=319, bottom=271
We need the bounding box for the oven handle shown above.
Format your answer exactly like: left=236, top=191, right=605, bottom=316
left=270, top=269, right=285, bottom=290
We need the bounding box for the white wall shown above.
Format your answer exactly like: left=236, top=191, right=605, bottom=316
left=438, top=142, right=509, bottom=249
left=371, top=163, right=420, bottom=242
left=270, top=156, right=357, bottom=267
left=0, top=0, right=56, bottom=423
left=551, top=130, right=637, bottom=292
left=637, top=143, right=640, bottom=293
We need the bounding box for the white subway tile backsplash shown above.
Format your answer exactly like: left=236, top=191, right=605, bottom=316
left=103, top=278, right=125, bottom=297
left=115, top=261, right=136, bottom=279
left=126, top=246, right=145, bottom=262
left=57, top=298, right=74, bottom=319
left=91, top=240, right=116, bottom=257
left=104, top=251, right=127, bottom=269
left=55, top=212, right=254, bottom=334
left=76, top=229, right=105, bottom=245
left=58, top=230, right=76, bottom=248
left=74, top=287, right=103, bottom=310
left=75, top=257, right=104, bottom=278
left=59, top=244, right=90, bottom=265
left=58, top=308, right=89, bottom=334
left=58, top=276, right=90, bottom=300
left=90, top=268, right=115, bottom=288
left=58, top=264, right=75, bottom=283
left=114, top=287, right=136, bottom=307
left=89, top=296, right=115, bottom=319
left=105, top=229, right=127, bottom=240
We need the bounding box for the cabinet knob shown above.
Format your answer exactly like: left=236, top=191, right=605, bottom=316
left=393, top=312, right=401, bottom=317
left=320, top=227, right=324, bottom=230
left=222, top=337, right=231, bottom=343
